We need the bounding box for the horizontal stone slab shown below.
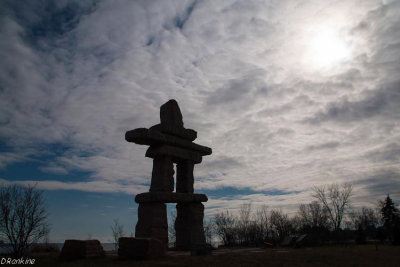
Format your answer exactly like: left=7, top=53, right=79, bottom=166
left=149, top=123, right=197, bottom=141
left=135, top=192, right=208, bottom=203
left=146, top=145, right=202, bottom=163
left=125, top=128, right=212, bottom=156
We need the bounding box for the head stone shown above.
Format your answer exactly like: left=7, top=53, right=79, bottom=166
left=160, top=99, right=184, bottom=128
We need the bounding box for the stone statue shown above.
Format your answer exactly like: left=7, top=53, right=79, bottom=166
left=125, top=99, right=212, bottom=250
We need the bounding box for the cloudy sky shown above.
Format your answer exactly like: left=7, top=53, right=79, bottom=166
left=1, top=0, right=399, bottom=242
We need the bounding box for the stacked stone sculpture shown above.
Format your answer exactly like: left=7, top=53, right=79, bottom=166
left=125, top=99, right=212, bottom=250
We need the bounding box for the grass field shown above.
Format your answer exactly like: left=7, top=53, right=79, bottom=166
left=28, top=245, right=400, bottom=266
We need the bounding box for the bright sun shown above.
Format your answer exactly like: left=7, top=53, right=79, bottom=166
left=305, top=30, right=351, bottom=70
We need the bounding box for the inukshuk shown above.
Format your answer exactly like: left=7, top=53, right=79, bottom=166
left=125, top=99, right=212, bottom=250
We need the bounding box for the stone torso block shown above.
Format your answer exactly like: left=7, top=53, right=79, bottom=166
left=176, top=161, right=195, bottom=193
left=150, top=156, right=174, bottom=192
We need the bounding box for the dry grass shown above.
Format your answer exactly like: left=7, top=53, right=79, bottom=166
left=30, top=245, right=400, bottom=267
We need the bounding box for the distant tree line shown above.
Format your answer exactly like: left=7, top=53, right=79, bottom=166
left=192, top=183, right=400, bottom=248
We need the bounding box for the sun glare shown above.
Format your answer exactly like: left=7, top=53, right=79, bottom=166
left=304, top=30, right=351, bottom=70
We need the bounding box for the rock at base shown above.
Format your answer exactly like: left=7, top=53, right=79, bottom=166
left=118, top=237, right=165, bottom=259
left=59, top=239, right=105, bottom=261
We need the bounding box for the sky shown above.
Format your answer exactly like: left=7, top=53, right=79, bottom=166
left=0, top=0, right=399, bottom=242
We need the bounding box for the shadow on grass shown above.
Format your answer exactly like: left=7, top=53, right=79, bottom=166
left=28, top=245, right=400, bottom=267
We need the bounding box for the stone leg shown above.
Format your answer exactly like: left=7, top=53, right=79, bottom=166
left=135, top=203, right=168, bottom=247
left=176, top=161, right=194, bottom=193
left=150, top=156, right=174, bottom=192
left=175, top=202, right=205, bottom=250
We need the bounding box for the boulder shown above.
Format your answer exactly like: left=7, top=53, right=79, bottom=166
left=59, top=239, right=104, bottom=261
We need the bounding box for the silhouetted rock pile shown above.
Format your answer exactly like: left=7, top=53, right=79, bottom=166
left=126, top=99, right=212, bottom=250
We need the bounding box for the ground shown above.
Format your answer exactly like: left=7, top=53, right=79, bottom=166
left=28, top=245, right=400, bottom=266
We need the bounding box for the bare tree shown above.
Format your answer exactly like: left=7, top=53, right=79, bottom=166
left=270, top=209, right=292, bottom=241
left=253, top=205, right=270, bottom=244
left=349, top=207, right=379, bottom=230
left=214, top=210, right=236, bottom=247
left=237, top=203, right=252, bottom=245
left=0, top=184, right=50, bottom=256
left=203, top=218, right=214, bottom=245
left=312, top=183, right=353, bottom=231
left=297, top=201, right=329, bottom=232
left=348, top=207, right=379, bottom=243
left=110, top=219, right=124, bottom=251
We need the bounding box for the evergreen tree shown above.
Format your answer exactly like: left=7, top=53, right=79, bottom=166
left=380, top=195, right=400, bottom=244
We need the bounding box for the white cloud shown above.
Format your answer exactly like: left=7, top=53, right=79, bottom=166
left=0, top=0, right=399, bottom=212
left=0, top=179, right=147, bottom=195
left=0, top=151, right=32, bottom=169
